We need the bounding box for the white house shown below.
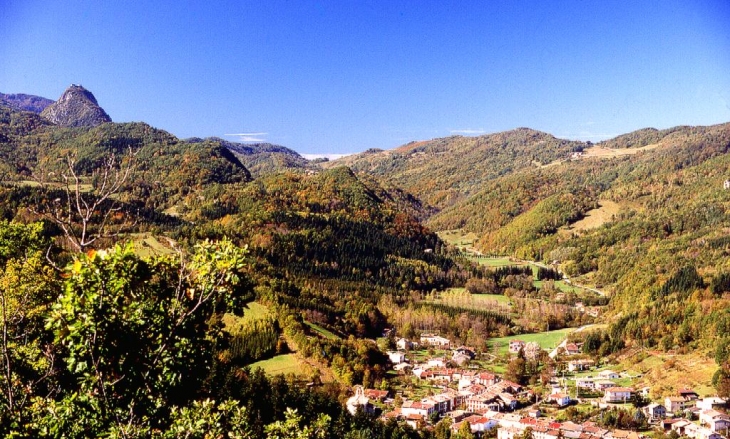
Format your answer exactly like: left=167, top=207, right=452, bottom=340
left=387, top=351, right=406, bottom=364
left=427, top=357, right=447, bottom=368
left=451, top=415, right=499, bottom=434
left=575, top=378, right=595, bottom=390
left=604, top=387, right=634, bottom=403
left=509, top=340, right=526, bottom=354
left=420, top=334, right=451, bottom=348
left=401, top=400, right=435, bottom=417
left=475, top=372, right=497, bottom=386
left=644, top=403, right=667, bottom=420
left=499, top=393, right=519, bottom=410
left=700, top=409, right=730, bottom=432
left=564, top=343, right=582, bottom=356
left=549, top=393, right=572, bottom=407
left=453, top=346, right=476, bottom=359
left=595, top=380, right=617, bottom=391
left=498, top=426, right=524, bottom=439
left=598, top=370, right=620, bottom=380
left=666, top=396, right=688, bottom=412
left=396, top=338, right=417, bottom=350
left=697, top=397, right=727, bottom=411
left=347, top=386, right=374, bottom=415
left=680, top=422, right=724, bottom=439
left=568, top=359, right=595, bottom=372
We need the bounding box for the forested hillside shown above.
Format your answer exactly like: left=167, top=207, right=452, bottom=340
left=200, top=138, right=314, bottom=177
left=347, top=121, right=730, bottom=359
left=4, top=96, right=730, bottom=436
left=325, top=128, right=586, bottom=209
left=0, top=103, right=480, bottom=437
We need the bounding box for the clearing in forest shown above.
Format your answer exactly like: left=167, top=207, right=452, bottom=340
left=489, top=328, right=575, bottom=355
left=129, top=233, right=178, bottom=258
left=563, top=200, right=622, bottom=233
left=248, top=354, right=309, bottom=376
left=427, top=288, right=511, bottom=308
left=618, top=350, right=718, bottom=398
left=437, top=229, right=478, bottom=248
left=222, top=301, right=271, bottom=333
left=582, top=143, right=660, bottom=158
left=304, top=321, right=341, bottom=340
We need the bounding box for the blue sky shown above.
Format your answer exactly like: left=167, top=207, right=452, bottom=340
left=1, top=1, right=729, bottom=155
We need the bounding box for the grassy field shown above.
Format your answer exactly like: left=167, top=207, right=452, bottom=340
left=304, top=321, right=340, bottom=340
left=533, top=279, right=585, bottom=294
left=222, top=301, right=271, bottom=333
left=582, top=143, right=660, bottom=159
left=618, top=350, right=718, bottom=398
left=564, top=349, right=718, bottom=400
left=560, top=200, right=622, bottom=234
left=437, top=229, right=478, bottom=247
left=468, top=256, right=528, bottom=268
left=489, top=328, right=575, bottom=354
left=471, top=293, right=511, bottom=305
left=129, top=234, right=177, bottom=258
left=241, top=302, right=270, bottom=321
left=427, top=288, right=511, bottom=309
left=248, top=354, right=309, bottom=376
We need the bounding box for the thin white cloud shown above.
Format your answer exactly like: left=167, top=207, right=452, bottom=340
left=449, top=128, right=486, bottom=135
left=224, top=132, right=268, bottom=142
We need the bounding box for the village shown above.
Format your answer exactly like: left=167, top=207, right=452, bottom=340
left=346, top=333, right=730, bottom=439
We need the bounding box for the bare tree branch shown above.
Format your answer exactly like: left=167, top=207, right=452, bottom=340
left=30, top=147, right=138, bottom=253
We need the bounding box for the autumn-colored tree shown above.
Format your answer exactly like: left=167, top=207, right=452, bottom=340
left=454, top=420, right=475, bottom=439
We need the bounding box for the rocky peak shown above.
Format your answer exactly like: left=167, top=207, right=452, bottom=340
left=40, top=84, right=112, bottom=127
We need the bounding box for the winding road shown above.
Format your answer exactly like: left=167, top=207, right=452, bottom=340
left=548, top=324, right=596, bottom=359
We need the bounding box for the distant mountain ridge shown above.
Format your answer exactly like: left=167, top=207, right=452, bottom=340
left=199, top=137, right=313, bottom=177
left=324, top=127, right=586, bottom=210
left=40, top=84, right=111, bottom=127
left=0, top=92, right=54, bottom=113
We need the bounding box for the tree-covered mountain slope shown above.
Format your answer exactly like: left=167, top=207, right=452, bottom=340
left=321, top=120, right=730, bottom=356
left=0, top=101, right=479, bottom=343
left=0, top=92, right=54, bottom=114
left=420, top=122, right=730, bottom=355
left=324, top=128, right=586, bottom=210
left=0, top=105, right=251, bottom=217
left=179, top=166, right=467, bottom=321
left=194, top=137, right=315, bottom=178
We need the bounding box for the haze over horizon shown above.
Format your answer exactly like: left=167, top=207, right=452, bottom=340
left=2, top=0, right=729, bottom=155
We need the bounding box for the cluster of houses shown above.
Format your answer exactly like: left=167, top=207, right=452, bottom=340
left=379, top=377, right=525, bottom=430
left=388, top=335, right=475, bottom=371
left=370, top=332, right=730, bottom=438
left=572, top=369, right=636, bottom=404
left=385, top=364, right=525, bottom=422
left=354, top=393, right=730, bottom=439
left=510, top=339, right=585, bottom=357
left=492, top=416, right=627, bottom=439
left=640, top=392, right=730, bottom=439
